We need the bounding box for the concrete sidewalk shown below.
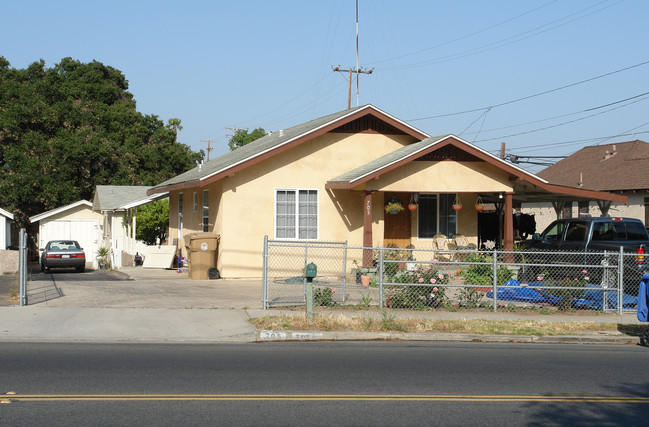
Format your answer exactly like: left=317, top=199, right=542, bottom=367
left=0, top=305, right=644, bottom=345
left=0, top=267, right=645, bottom=345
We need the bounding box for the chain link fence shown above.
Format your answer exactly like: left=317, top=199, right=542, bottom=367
left=262, top=237, right=645, bottom=313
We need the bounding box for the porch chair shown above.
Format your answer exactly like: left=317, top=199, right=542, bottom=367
left=432, top=234, right=452, bottom=261
left=451, top=234, right=477, bottom=261
left=452, top=234, right=477, bottom=250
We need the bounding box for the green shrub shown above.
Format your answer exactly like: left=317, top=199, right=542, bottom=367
left=314, top=287, right=335, bottom=307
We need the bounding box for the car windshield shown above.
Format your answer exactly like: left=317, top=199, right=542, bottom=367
left=48, top=241, right=80, bottom=250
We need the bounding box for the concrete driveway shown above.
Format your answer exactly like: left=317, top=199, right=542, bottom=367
left=26, top=267, right=263, bottom=309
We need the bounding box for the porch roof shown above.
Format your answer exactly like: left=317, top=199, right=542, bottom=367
left=326, top=134, right=627, bottom=204
left=93, top=186, right=168, bottom=212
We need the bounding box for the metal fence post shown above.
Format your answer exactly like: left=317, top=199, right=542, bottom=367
left=19, top=228, right=27, bottom=306
left=379, top=247, right=384, bottom=308
left=492, top=248, right=498, bottom=312
left=262, top=235, right=268, bottom=309
left=342, top=241, right=348, bottom=302
left=618, top=246, right=624, bottom=316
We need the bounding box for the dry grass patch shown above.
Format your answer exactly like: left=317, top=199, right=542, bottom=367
left=250, top=313, right=639, bottom=336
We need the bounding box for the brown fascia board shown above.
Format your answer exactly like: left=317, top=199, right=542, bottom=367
left=537, top=182, right=627, bottom=203
left=147, top=180, right=198, bottom=196
left=196, top=107, right=429, bottom=187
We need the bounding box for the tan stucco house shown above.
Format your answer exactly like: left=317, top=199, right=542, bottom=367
left=148, top=105, right=626, bottom=278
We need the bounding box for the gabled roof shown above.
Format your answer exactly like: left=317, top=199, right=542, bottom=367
left=93, top=186, right=168, bottom=212
left=29, top=200, right=92, bottom=223
left=0, top=207, right=13, bottom=220
left=327, top=134, right=541, bottom=188
left=537, top=140, right=649, bottom=191
left=326, top=134, right=627, bottom=204
left=147, top=105, right=429, bottom=195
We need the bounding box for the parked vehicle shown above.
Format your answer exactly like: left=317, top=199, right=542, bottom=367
left=40, top=240, right=86, bottom=273
left=519, top=217, right=649, bottom=294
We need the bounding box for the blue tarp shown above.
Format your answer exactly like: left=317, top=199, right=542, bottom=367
left=486, top=279, right=638, bottom=309
left=485, top=280, right=560, bottom=304
left=638, top=274, right=649, bottom=322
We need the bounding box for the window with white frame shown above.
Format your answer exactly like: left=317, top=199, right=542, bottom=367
left=275, top=189, right=318, bottom=240
left=202, top=190, right=209, bottom=232
left=178, top=192, right=184, bottom=238
left=193, top=192, right=198, bottom=212
left=417, top=193, right=457, bottom=238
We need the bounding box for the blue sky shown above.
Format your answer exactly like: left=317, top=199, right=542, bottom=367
left=3, top=0, right=648, bottom=173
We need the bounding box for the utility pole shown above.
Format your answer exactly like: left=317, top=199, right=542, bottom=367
left=500, top=142, right=506, bottom=160
left=200, top=140, right=216, bottom=161
left=225, top=126, right=238, bottom=138
left=332, top=66, right=373, bottom=109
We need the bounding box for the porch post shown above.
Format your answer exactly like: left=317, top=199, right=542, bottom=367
left=363, top=191, right=373, bottom=267
left=503, top=192, right=514, bottom=252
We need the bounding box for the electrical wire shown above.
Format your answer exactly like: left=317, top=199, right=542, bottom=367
left=376, top=0, right=622, bottom=71
left=406, top=59, right=649, bottom=122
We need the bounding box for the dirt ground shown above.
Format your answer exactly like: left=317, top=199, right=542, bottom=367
left=0, top=273, right=19, bottom=306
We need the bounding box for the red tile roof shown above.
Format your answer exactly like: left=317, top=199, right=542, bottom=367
left=537, top=140, right=649, bottom=191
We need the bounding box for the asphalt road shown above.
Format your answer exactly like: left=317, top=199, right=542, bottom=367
left=1, top=341, right=648, bottom=425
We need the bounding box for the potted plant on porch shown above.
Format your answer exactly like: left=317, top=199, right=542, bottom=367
left=384, top=196, right=404, bottom=215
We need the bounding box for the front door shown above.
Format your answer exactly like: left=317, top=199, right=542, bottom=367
left=384, top=193, right=411, bottom=248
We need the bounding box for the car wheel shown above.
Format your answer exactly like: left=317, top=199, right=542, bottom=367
left=40, top=263, right=45, bottom=272
left=76, top=266, right=85, bottom=273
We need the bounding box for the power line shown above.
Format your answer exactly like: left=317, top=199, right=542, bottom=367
left=370, top=1, right=559, bottom=66
left=406, top=59, right=649, bottom=122
left=375, top=0, right=622, bottom=72
left=474, top=94, right=649, bottom=143
left=462, top=91, right=649, bottom=136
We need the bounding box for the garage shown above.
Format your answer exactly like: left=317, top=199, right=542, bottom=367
left=29, top=200, right=103, bottom=268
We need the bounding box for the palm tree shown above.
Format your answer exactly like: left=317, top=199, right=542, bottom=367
left=167, top=118, right=183, bottom=143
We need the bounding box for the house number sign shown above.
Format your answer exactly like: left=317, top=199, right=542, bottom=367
left=366, top=199, right=371, bottom=216
left=201, top=242, right=208, bottom=251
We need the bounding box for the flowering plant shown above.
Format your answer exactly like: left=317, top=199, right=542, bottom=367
left=386, top=265, right=450, bottom=309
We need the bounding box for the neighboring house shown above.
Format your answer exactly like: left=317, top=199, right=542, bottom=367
left=147, top=105, right=626, bottom=278
left=29, top=200, right=102, bottom=268
left=521, top=140, right=649, bottom=233
left=0, top=207, right=14, bottom=250
left=92, top=185, right=168, bottom=266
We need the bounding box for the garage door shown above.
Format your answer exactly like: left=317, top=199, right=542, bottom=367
left=40, top=220, right=99, bottom=263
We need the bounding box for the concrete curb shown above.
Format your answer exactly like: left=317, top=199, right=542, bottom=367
left=255, top=329, right=642, bottom=345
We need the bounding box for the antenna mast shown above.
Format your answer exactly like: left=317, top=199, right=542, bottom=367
left=332, top=0, right=373, bottom=109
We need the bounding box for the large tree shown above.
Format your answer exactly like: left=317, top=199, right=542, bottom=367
left=228, top=127, right=266, bottom=151
left=0, top=57, right=203, bottom=226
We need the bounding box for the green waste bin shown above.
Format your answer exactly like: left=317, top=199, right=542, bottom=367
left=184, top=232, right=220, bottom=280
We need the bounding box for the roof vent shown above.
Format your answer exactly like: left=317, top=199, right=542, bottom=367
left=279, top=129, right=284, bottom=137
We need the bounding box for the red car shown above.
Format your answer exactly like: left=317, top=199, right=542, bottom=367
left=40, top=240, right=86, bottom=273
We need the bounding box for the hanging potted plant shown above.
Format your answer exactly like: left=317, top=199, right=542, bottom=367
left=452, top=194, right=462, bottom=211
left=475, top=195, right=484, bottom=212
left=384, top=196, right=404, bottom=214
left=408, top=194, right=418, bottom=211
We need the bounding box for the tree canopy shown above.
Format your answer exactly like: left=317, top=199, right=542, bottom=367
left=0, top=57, right=203, bottom=225
left=228, top=127, right=266, bottom=151
left=136, top=199, right=169, bottom=245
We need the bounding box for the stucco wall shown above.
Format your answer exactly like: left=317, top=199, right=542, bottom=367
left=166, top=132, right=517, bottom=278
left=0, top=249, right=18, bottom=274
left=521, top=190, right=648, bottom=234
